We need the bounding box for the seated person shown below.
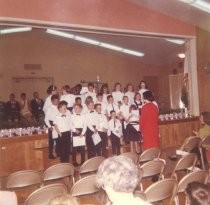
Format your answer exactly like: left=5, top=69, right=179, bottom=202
left=5, top=93, right=20, bottom=122
left=96, top=155, right=151, bottom=205
left=30, top=91, right=44, bottom=122
left=185, top=182, right=210, bottom=205
left=49, top=194, right=78, bottom=205
left=20, top=93, right=32, bottom=121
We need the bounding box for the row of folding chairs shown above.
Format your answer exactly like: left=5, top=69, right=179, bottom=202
left=21, top=168, right=209, bottom=205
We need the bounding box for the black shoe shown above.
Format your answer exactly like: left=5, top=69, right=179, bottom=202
left=49, top=155, right=56, bottom=159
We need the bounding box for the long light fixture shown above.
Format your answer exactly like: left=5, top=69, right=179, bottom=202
left=46, top=29, right=144, bottom=57
left=178, top=0, right=210, bottom=13
left=0, top=27, right=32, bottom=34
left=166, top=38, right=185, bottom=45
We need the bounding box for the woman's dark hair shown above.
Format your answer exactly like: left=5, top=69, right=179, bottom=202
left=100, top=83, right=109, bottom=94
left=185, top=182, right=210, bottom=205
left=139, top=80, right=148, bottom=89
left=47, top=85, right=57, bottom=95
left=143, top=91, right=155, bottom=102
left=62, top=85, right=71, bottom=93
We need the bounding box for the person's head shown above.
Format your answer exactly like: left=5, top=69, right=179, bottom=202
left=129, top=104, right=137, bottom=112
left=9, top=93, right=15, bottom=101
left=51, top=94, right=59, bottom=106
left=100, top=83, right=109, bottom=94
left=49, top=194, right=78, bottom=205
left=96, top=156, right=140, bottom=202
left=73, top=104, right=82, bottom=114
left=75, top=97, right=82, bottom=105
left=134, top=93, right=141, bottom=101
left=33, top=91, right=39, bottom=99
left=114, top=82, right=122, bottom=92
left=95, top=103, right=102, bottom=113
left=110, top=110, right=116, bottom=119
left=20, top=93, right=26, bottom=100
left=87, top=101, right=94, bottom=111
left=122, top=96, right=129, bottom=105
left=87, top=82, right=94, bottom=92
left=107, top=95, right=114, bottom=104
left=62, top=85, right=71, bottom=94
left=200, top=112, right=210, bottom=126
left=97, top=93, right=103, bottom=102
left=126, top=84, right=134, bottom=92
left=142, top=91, right=155, bottom=103
left=47, top=85, right=57, bottom=95
left=75, top=84, right=82, bottom=95
left=139, top=80, right=147, bottom=89
left=85, top=96, right=93, bottom=105
left=185, top=182, right=210, bottom=205
left=58, top=100, right=68, bottom=114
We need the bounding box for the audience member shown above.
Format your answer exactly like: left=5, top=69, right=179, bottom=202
left=96, top=156, right=151, bottom=205
left=185, top=182, right=210, bottom=205
left=0, top=191, right=18, bottom=205
left=49, top=194, right=78, bottom=205
left=20, top=93, right=32, bottom=121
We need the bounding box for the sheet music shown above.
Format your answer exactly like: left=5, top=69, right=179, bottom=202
left=73, top=136, right=86, bottom=147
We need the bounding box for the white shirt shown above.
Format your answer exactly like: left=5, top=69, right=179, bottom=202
left=54, top=112, right=72, bottom=133
left=102, top=93, right=109, bottom=104
left=126, top=110, right=140, bottom=131
left=60, top=94, right=75, bottom=108
left=71, top=113, right=87, bottom=135
left=106, top=103, right=120, bottom=117
left=112, top=91, right=124, bottom=104
left=124, top=91, right=135, bottom=105
left=43, top=95, right=52, bottom=114
left=44, top=104, right=59, bottom=127
left=107, top=118, right=122, bottom=137
left=119, top=104, right=130, bottom=119
left=95, top=112, right=108, bottom=132
left=85, top=111, right=98, bottom=132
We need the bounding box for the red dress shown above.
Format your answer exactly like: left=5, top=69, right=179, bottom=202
left=140, top=102, right=159, bottom=150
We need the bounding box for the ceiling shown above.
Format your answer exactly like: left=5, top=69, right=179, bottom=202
left=1, top=0, right=210, bottom=66
left=130, top=0, right=210, bottom=32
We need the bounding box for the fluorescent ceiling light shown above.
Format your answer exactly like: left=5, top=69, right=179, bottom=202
left=122, top=49, right=144, bottom=57
left=178, top=53, right=186, bottom=58
left=46, top=29, right=74, bottom=39
left=99, top=43, right=122, bottom=51
left=178, top=0, right=210, bottom=13
left=0, top=27, right=32, bottom=34
left=46, top=29, right=144, bottom=57
left=166, top=39, right=185, bottom=45
left=74, top=36, right=99, bottom=45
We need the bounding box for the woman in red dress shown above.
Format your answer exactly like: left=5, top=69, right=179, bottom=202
left=140, top=91, right=159, bottom=150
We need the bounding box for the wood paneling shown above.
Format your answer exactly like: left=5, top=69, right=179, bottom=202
left=159, top=117, right=200, bottom=149
left=0, top=134, right=48, bottom=176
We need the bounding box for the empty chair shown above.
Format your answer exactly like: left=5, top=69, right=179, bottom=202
left=79, top=156, right=105, bottom=178
left=43, top=163, right=75, bottom=185
left=24, top=183, right=67, bottom=205
left=144, top=178, right=177, bottom=205
left=138, top=147, right=161, bottom=164
left=139, top=159, right=165, bottom=191
left=71, top=174, right=99, bottom=197
left=174, top=170, right=209, bottom=205
left=180, top=136, right=201, bottom=152
left=6, top=170, right=41, bottom=189
left=171, top=153, right=197, bottom=180
left=120, top=152, right=138, bottom=164
left=199, top=135, right=210, bottom=169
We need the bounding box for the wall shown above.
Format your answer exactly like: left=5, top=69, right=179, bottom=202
left=0, top=0, right=195, bottom=36
left=0, top=29, right=172, bottom=105
left=196, top=28, right=210, bottom=112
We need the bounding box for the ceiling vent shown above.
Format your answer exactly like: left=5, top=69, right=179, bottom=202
left=24, top=64, right=42, bottom=70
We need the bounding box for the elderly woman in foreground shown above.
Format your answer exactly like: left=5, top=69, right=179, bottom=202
left=96, top=156, right=151, bottom=205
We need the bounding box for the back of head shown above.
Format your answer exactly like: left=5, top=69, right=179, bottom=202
left=185, top=182, right=210, bottom=205
left=49, top=194, right=78, bottom=205
left=143, top=91, right=155, bottom=102
left=96, top=156, right=140, bottom=193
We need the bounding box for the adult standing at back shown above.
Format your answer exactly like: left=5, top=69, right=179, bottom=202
left=140, top=91, right=159, bottom=150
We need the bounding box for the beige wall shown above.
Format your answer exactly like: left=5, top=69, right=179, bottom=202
left=197, top=28, right=210, bottom=112
left=0, top=29, right=172, bottom=106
